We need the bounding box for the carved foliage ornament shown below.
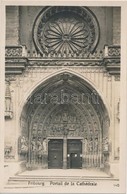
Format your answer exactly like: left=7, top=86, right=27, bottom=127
left=33, top=7, right=100, bottom=56
left=5, top=47, right=22, bottom=57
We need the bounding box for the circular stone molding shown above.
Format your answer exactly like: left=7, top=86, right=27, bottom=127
left=33, top=6, right=100, bottom=56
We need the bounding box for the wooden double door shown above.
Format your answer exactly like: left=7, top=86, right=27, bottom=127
left=48, top=139, right=63, bottom=169
left=48, top=139, right=82, bottom=169
left=67, top=139, right=82, bottom=169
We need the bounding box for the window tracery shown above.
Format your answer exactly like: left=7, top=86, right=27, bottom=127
left=33, top=7, right=100, bottom=57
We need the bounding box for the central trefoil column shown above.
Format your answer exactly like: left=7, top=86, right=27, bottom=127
left=63, top=123, right=68, bottom=169
left=63, top=137, right=67, bottom=169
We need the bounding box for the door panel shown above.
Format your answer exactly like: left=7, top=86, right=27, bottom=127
left=70, top=153, right=82, bottom=169
left=67, top=139, right=82, bottom=169
left=48, top=139, right=63, bottom=169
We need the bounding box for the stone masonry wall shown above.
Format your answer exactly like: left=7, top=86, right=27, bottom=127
left=6, top=6, right=19, bottom=45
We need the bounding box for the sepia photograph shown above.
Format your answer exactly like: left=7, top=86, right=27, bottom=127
left=0, top=1, right=126, bottom=193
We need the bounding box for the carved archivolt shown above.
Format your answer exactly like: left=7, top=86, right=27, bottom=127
left=19, top=72, right=110, bottom=168
left=33, top=6, right=100, bottom=56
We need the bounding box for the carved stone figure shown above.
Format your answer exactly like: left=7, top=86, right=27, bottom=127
left=62, top=112, right=68, bottom=122
left=89, top=138, right=93, bottom=153
left=36, top=138, right=43, bottom=161
left=63, top=124, right=69, bottom=136
left=37, top=138, right=42, bottom=150
left=103, top=137, right=109, bottom=152
left=20, top=136, right=28, bottom=154
left=42, top=138, right=47, bottom=152
left=31, top=138, right=36, bottom=151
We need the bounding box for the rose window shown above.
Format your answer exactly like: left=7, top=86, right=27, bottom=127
left=33, top=7, right=100, bottom=57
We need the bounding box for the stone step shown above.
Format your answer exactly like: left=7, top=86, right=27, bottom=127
left=5, top=168, right=119, bottom=189
left=8, top=175, right=118, bottom=183
left=5, top=173, right=119, bottom=189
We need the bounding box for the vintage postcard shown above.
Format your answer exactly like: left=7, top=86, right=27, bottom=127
left=0, top=0, right=126, bottom=193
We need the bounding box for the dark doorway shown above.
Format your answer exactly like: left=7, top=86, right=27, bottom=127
left=48, top=139, right=63, bottom=169
left=70, top=153, right=81, bottom=168
left=67, top=139, right=82, bottom=169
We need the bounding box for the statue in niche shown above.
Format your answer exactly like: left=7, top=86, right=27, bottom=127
left=18, top=136, right=28, bottom=161
left=19, top=136, right=28, bottom=154
left=30, top=137, right=36, bottom=162
left=37, top=137, right=43, bottom=154
left=33, top=122, right=38, bottom=130
left=63, top=124, right=69, bottom=136
left=42, top=138, right=47, bottom=153
left=69, top=124, right=75, bottom=131
left=62, top=112, right=68, bottom=122
left=103, top=137, right=109, bottom=152
left=89, top=138, right=93, bottom=153
left=69, top=115, right=74, bottom=123
left=36, top=137, right=43, bottom=163
left=103, top=137, right=109, bottom=162
left=31, top=137, right=36, bottom=151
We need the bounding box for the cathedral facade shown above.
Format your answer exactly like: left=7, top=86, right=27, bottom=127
left=5, top=6, right=120, bottom=178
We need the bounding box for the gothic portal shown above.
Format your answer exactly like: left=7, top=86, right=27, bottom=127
left=19, top=72, right=110, bottom=170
